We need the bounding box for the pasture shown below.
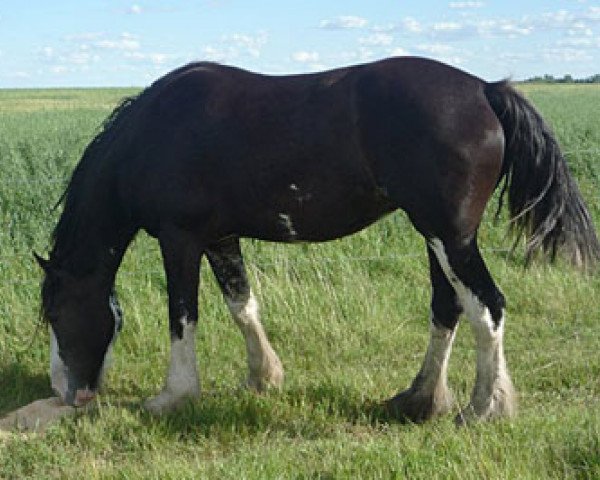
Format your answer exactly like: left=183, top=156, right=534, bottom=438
left=1, top=83, right=599, bottom=478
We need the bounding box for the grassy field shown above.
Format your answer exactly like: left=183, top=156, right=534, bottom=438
left=0, top=83, right=599, bottom=479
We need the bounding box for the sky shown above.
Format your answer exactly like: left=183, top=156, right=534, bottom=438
left=0, top=1, right=599, bottom=88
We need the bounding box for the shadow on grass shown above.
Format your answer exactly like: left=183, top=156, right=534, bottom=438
left=0, top=362, right=53, bottom=416
left=99, top=382, right=409, bottom=440
left=558, top=426, right=600, bottom=479
left=281, top=383, right=400, bottom=425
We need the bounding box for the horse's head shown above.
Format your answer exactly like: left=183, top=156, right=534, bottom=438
left=36, top=253, right=123, bottom=406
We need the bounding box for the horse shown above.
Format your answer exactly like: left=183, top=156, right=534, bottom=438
left=36, top=56, right=599, bottom=424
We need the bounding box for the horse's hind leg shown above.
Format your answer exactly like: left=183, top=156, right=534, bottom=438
left=206, top=237, right=284, bottom=391
left=428, top=236, right=516, bottom=423
left=385, top=245, right=461, bottom=423
left=144, top=227, right=202, bottom=414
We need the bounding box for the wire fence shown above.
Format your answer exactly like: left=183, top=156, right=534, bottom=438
left=1, top=145, right=598, bottom=280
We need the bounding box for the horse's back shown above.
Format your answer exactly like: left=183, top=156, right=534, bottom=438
left=119, top=58, right=504, bottom=243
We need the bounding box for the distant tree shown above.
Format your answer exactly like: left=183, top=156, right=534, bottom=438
left=523, top=73, right=600, bottom=84
left=544, top=74, right=555, bottom=83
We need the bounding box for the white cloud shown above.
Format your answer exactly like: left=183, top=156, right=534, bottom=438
left=431, top=21, right=479, bottom=40
left=125, top=52, right=175, bottom=65
left=535, top=7, right=599, bottom=29
left=358, top=46, right=374, bottom=61
left=95, top=33, right=140, bottom=51
left=585, top=6, right=600, bottom=20
left=229, top=32, right=268, bottom=58
left=359, top=33, right=394, bottom=46
left=540, top=9, right=574, bottom=26
left=416, top=43, right=454, bottom=55
left=389, top=47, right=409, bottom=56
left=201, top=31, right=268, bottom=63
left=67, top=51, right=98, bottom=65
left=568, top=22, right=593, bottom=36
left=496, top=23, right=533, bottom=36
left=128, top=4, right=143, bottom=14
left=64, top=32, right=103, bottom=42
left=433, top=21, right=463, bottom=32
left=41, top=46, right=54, bottom=58
left=320, top=15, right=368, bottom=30
left=7, top=71, right=31, bottom=79
left=558, top=34, right=598, bottom=47
left=292, top=51, right=320, bottom=63
left=202, top=45, right=230, bottom=62
left=476, top=19, right=533, bottom=37
left=543, top=47, right=593, bottom=62
left=449, top=1, right=484, bottom=8
left=51, top=66, right=68, bottom=75
left=401, top=17, right=423, bottom=33
left=498, top=52, right=535, bottom=62
left=372, top=23, right=396, bottom=33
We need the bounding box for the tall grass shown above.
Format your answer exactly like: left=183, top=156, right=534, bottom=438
left=0, top=84, right=599, bottom=479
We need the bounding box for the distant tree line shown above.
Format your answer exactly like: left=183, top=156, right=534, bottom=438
left=524, top=74, right=600, bottom=84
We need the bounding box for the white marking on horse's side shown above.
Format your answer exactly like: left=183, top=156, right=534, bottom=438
left=428, top=238, right=515, bottom=421
left=50, top=328, right=68, bottom=400
left=278, top=213, right=298, bottom=238
left=289, top=184, right=312, bottom=204
left=225, top=291, right=284, bottom=391
left=144, top=317, right=200, bottom=414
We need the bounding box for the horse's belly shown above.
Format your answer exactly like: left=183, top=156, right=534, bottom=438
left=235, top=184, right=396, bottom=243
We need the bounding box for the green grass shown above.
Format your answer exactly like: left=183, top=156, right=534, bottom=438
left=1, top=84, right=599, bottom=479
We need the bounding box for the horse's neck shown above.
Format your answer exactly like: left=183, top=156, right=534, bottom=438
left=51, top=156, right=139, bottom=283
left=51, top=206, right=135, bottom=284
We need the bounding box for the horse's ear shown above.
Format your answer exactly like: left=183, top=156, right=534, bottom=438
left=33, top=252, right=50, bottom=272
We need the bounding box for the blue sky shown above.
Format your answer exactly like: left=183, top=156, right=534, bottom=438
left=0, top=1, right=599, bottom=87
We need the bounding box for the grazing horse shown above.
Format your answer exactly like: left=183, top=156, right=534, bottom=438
left=36, top=57, right=599, bottom=424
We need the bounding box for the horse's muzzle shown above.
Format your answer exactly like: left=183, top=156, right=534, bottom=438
left=74, top=388, right=96, bottom=406
left=63, top=388, right=96, bottom=407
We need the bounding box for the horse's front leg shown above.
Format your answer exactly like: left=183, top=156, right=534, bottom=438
left=206, top=237, right=284, bottom=392
left=144, top=228, right=202, bottom=414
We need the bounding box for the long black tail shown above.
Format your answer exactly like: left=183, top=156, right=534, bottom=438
left=485, top=80, right=600, bottom=270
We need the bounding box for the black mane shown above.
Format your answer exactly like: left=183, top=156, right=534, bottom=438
left=49, top=95, right=138, bottom=270
left=48, top=61, right=218, bottom=270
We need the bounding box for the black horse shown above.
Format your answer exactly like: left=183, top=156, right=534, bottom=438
left=37, top=57, right=599, bottom=424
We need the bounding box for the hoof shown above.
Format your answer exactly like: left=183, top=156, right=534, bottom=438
left=455, top=406, right=478, bottom=426
left=455, top=395, right=517, bottom=426
left=143, top=389, right=199, bottom=415
left=456, top=382, right=517, bottom=425
left=246, top=355, right=284, bottom=393
left=384, top=385, right=453, bottom=424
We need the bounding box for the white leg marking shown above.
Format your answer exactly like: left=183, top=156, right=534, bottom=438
left=226, top=291, right=284, bottom=391
left=389, top=319, right=455, bottom=421
left=416, top=319, right=456, bottom=405
left=144, top=319, right=200, bottom=414
left=429, top=238, right=515, bottom=421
